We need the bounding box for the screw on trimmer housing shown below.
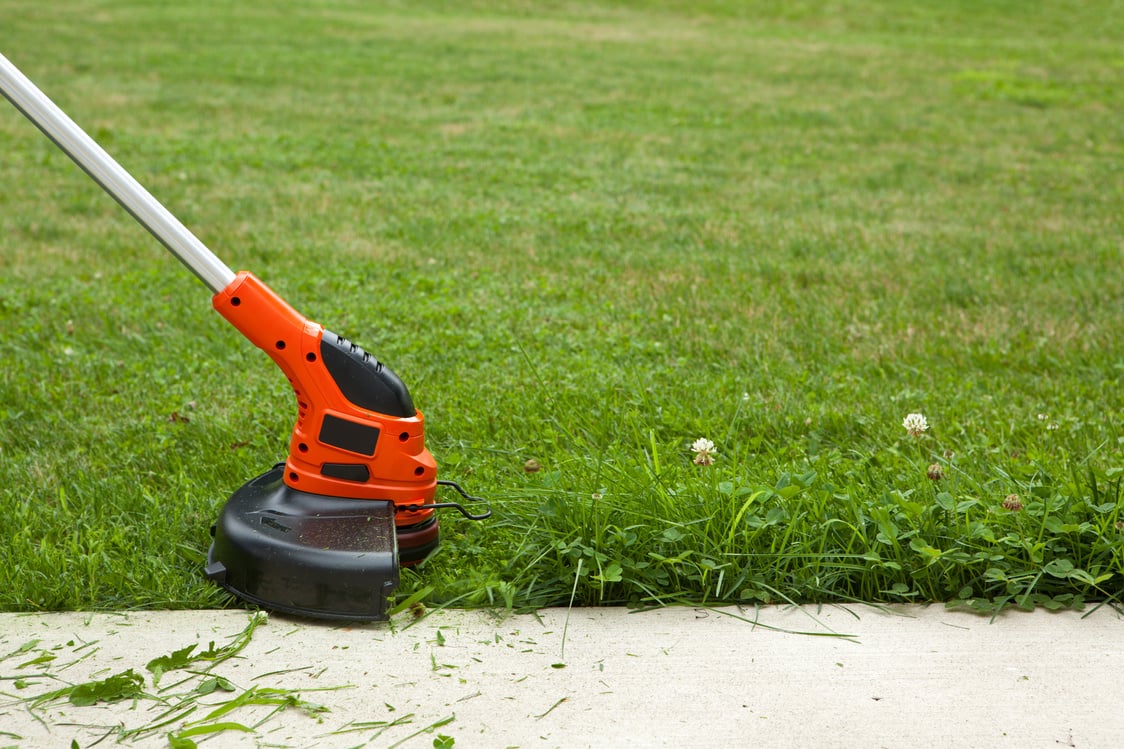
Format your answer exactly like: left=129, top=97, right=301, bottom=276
left=0, top=52, right=490, bottom=621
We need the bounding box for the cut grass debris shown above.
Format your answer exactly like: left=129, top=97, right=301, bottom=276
left=0, top=0, right=1121, bottom=615
left=0, top=612, right=360, bottom=747
left=31, top=668, right=147, bottom=708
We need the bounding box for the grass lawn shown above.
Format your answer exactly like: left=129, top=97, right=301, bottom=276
left=0, top=0, right=1121, bottom=615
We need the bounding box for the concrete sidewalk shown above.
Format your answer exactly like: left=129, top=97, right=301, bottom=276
left=1, top=604, right=1121, bottom=748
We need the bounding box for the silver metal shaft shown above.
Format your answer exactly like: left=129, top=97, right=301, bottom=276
left=0, top=53, right=235, bottom=293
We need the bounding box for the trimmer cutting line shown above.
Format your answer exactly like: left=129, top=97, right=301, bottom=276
left=0, top=53, right=489, bottom=621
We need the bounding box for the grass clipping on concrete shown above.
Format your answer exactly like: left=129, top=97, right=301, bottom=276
left=0, top=612, right=442, bottom=748
left=0, top=0, right=1121, bottom=616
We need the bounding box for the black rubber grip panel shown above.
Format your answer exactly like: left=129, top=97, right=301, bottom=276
left=320, top=331, right=415, bottom=418
left=319, top=414, right=380, bottom=456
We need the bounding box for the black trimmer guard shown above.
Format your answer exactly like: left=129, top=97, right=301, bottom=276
left=205, top=465, right=399, bottom=621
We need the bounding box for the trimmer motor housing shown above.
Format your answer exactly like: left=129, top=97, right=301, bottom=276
left=212, top=271, right=441, bottom=525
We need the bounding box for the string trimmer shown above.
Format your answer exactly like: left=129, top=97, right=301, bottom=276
left=0, top=53, right=489, bottom=621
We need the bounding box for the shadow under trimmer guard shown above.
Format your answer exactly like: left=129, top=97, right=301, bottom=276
left=0, top=52, right=489, bottom=621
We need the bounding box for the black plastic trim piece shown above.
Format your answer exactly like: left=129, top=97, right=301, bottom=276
left=321, top=463, right=371, bottom=482
left=319, top=414, right=380, bottom=456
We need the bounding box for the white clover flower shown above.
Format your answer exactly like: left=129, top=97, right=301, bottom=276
left=691, top=437, right=715, bottom=453
left=902, top=413, right=928, bottom=437
left=691, top=437, right=717, bottom=465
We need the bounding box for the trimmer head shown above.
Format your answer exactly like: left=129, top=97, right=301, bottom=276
left=205, top=465, right=402, bottom=621
left=204, top=466, right=487, bottom=620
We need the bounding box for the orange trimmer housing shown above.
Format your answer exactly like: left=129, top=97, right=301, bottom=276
left=213, top=271, right=436, bottom=528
